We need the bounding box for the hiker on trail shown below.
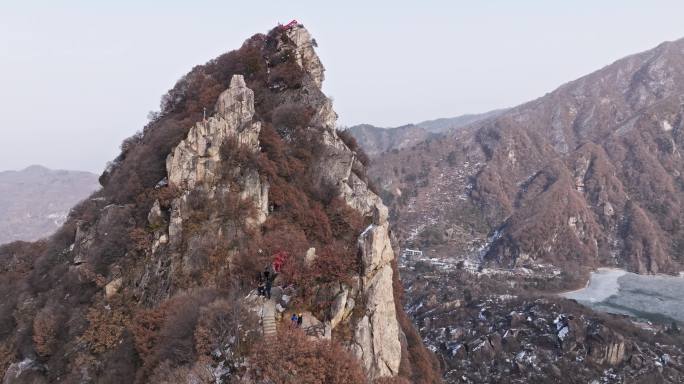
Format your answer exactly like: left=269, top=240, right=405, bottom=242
left=297, top=313, right=303, bottom=328
left=291, top=313, right=298, bottom=328
left=265, top=276, right=272, bottom=299
left=263, top=268, right=271, bottom=283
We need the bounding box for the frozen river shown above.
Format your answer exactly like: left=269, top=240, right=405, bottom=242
left=561, top=268, right=684, bottom=323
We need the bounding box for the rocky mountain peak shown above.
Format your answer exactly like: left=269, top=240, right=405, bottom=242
left=283, top=25, right=325, bottom=88
left=0, top=24, right=439, bottom=384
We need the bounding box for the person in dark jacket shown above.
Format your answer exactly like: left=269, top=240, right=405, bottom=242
left=265, top=277, right=272, bottom=299
left=297, top=313, right=303, bottom=328
left=262, top=267, right=272, bottom=299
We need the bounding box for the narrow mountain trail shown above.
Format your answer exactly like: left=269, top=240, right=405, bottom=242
left=262, top=299, right=277, bottom=337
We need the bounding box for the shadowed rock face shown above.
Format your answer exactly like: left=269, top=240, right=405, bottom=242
left=0, top=165, right=99, bottom=244
left=371, top=38, right=684, bottom=281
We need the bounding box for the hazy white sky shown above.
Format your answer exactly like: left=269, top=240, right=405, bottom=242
left=2, top=0, right=684, bottom=173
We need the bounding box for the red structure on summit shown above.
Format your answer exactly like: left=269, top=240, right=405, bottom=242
left=279, top=19, right=299, bottom=31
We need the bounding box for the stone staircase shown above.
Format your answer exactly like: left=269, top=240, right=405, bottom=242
left=262, top=299, right=277, bottom=337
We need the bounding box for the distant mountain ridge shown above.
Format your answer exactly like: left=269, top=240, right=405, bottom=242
left=0, top=165, right=99, bottom=244
left=346, top=124, right=433, bottom=157
left=414, top=108, right=507, bottom=133
left=347, top=109, right=505, bottom=157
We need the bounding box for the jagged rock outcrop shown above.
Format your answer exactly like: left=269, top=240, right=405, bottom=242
left=351, top=205, right=402, bottom=378
left=284, top=26, right=325, bottom=89
left=166, top=75, right=267, bottom=223
left=166, top=75, right=260, bottom=187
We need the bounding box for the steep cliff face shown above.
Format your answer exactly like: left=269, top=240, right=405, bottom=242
left=284, top=26, right=324, bottom=88
left=353, top=205, right=401, bottom=377
left=371, top=38, right=684, bottom=283
left=0, top=24, right=435, bottom=383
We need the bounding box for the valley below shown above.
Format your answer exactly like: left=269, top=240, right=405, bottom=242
left=399, top=255, right=684, bottom=383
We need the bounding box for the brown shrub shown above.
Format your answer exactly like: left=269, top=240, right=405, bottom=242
left=268, top=55, right=305, bottom=89
left=154, top=298, right=202, bottom=366
left=129, top=227, right=152, bottom=252
left=32, top=307, right=59, bottom=358
left=311, top=243, right=359, bottom=285
left=131, top=303, right=170, bottom=367
left=194, top=297, right=258, bottom=359
left=147, top=359, right=215, bottom=384
left=96, top=333, right=138, bottom=384
left=217, top=191, right=257, bottom=235
left=219, top=136, right=258, bottom=182
left=132, top=290, right=220, bottom=381
left=229, top=230, right=270, bottom=286
left=80, top=304, right=129, bottom=354
left=272, top=103, right=313, bottom=135
left=262, top=218, right=309, bottom=264
left=247, top=328, right=365, bottom=384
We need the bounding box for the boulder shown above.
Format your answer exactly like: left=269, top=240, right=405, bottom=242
left=299, top=311, right=328, bottom=340
left=587, top=326, right=626, bottom=366
left=330, top=285, right=349, bottom=329
left=105, top=278, right=123, bottom=299
left=147, top=199, right=165, bottom=227
left=304, top=247, right=317, bottom=267
left=470, top=337, right=496, bottom=361
left=489, top=333, right=503, bottom=354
